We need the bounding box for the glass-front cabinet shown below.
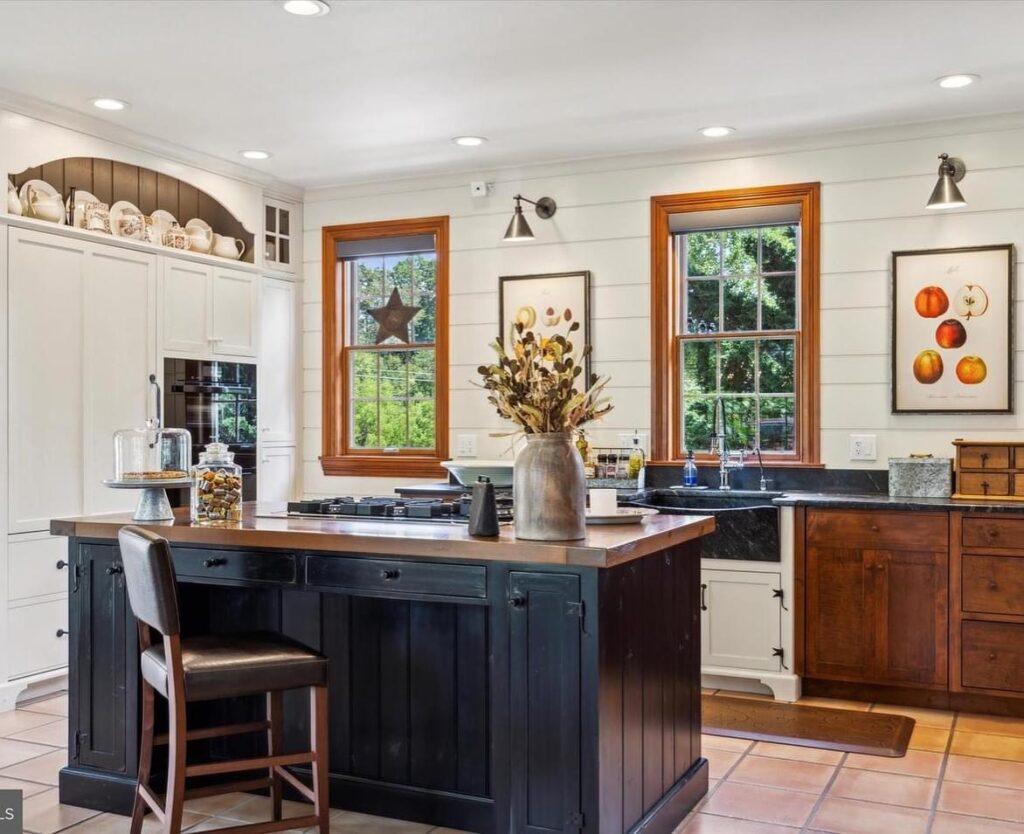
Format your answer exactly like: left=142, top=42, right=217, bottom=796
left=264, top=198, right=295, bottom=272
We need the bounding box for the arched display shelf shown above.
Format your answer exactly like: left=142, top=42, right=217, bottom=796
left=9, top=156, right=255, bottom=263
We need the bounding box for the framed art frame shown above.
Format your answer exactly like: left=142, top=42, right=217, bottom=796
left=498, top=270, right=592, bottom=379
left=892, top=244, right=1014, bottom=414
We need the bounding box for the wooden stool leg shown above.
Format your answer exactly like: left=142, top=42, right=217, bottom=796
left=130, top=682, right=155, bottom=834
left=267, top=691, right=283, bottom=821
left=310, top=686, right=329, bottom=834
left=164, top=638, right=188, bottom=834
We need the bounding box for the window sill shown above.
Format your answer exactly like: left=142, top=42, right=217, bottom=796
left=647, top=459, right=825, bottom=469
left=320, top=455, right=447, bottom=479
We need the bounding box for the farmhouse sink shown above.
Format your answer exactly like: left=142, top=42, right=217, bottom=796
left=626, top=489, right=781, bottom=562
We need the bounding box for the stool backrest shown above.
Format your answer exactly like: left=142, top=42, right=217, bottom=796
left=118, top=526, right=181, bottom=637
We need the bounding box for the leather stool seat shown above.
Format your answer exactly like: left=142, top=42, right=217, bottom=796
left=141, top=631, right=328, bottom=702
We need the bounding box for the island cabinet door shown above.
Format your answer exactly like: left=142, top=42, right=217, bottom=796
left=70, top=544, right=135, bottom=775
left=508, top=572, right=582, bottom=834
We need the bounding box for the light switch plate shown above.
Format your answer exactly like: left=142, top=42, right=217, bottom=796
left=456, top=434, right=478, bottom=458
left=849, top=434, right=877, bottom=461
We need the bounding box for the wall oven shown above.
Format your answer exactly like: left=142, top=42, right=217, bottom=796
left=164, top=358, right=258, bottom=504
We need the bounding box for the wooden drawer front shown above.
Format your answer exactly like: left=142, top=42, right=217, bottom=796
left=806, top=510, right=947, bottom=549
left=172, top=548, right=297, bottom=584
left=962, top=517, right=1024, bottom=550
left=962, top=620, right=1024, bottom=693
left=960, top=446, right=1011, bottom=470
left=9, top=536, right=68, bottom=601
left=963, top=554, right=1024, bottom=616
left=958, top=473, right=1010, bottom=497
left=306, top=555, right=486, bottom=599
left=9, top=600, right=68, bottom=678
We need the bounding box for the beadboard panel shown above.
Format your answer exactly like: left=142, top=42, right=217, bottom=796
left=300, top=117, right=1024, bottom=495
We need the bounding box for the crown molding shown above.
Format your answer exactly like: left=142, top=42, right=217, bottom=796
left=0, top=87, right=303, bottom=202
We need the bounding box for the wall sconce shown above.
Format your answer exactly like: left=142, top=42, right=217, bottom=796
left=503, top=194, right=557, bottom=241
left=926, top=153, right=967, bottom=209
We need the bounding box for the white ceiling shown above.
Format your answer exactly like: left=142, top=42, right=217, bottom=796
left=1, top=0, right=1024, bottom=189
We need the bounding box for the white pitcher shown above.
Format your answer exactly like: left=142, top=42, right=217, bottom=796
left=212, top=234, right=245, bottom=260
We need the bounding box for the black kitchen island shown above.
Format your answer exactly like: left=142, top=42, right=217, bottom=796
left=50, top=506, right=714, bottom=834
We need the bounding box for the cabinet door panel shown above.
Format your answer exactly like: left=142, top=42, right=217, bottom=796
left=9, top=599, right=68, bottom=678
left=259, top=277, right=296, bottom=443
left=509, top=572, right=581, bottom=834
left=805, top=546, right=874, bottom=681
left=876, top=549, right=948, bottom=687
left=83, top=245, right=157, bottom=514
left=701, top=570, right=781, bottom=672
left=9, top=228, right=86, bottom=532
left=259, top=446, right=296, bottom=504
left=212, top=268, right=258, bottom=357
left=161, top=259, right=210, bottom=356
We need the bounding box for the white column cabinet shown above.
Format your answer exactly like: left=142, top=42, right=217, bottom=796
left=700, top=568, right=783, bottom=673
left=160, top=261, right=259, bottom=359
left=259, top=277, right=297, bottom=444
left=259, top=446, right=297, bottom=504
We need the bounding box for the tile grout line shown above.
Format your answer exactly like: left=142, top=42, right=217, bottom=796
left=923, top=712, right=958, bottom=834
left=798, top=749, right=850, bottom=834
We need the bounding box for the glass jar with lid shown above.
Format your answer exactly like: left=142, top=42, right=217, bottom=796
left=192, top=442, right=243, bottom=524
left=113, top=420, right=191, bottom=483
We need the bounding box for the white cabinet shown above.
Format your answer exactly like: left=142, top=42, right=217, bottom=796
left=9, top=599, right=68, bottom=679
left=701, top=568, right=782, bottom=673
left=259, top=446, right=296, bottom=504
left=263, top=199, right=296, bottom=273
left=259, top=277, right=297, bottom=444
left=160, top=260, right=259, bottom=359
left=9, top=533, right=70, bottom=602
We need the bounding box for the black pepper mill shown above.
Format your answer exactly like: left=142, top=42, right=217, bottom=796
left=468, top=476, right=499, bottom=537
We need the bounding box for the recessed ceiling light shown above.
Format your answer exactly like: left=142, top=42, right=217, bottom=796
left=935, top=73, right=980, bottom=89
left=241, top=150, right=272, bottom=160
left=452, top=136, right=487, bottom=147
left=699, top=126, right=735, bottom=138
left=92, top=98, right=128, bottom=111
left=282, top=0, right=330, bottom=16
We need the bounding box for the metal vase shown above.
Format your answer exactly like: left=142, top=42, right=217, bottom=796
left=514, top=432, right=586, bottom=541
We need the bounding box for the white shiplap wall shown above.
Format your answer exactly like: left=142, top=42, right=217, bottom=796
left=300, top=115, right=1024, bottom=497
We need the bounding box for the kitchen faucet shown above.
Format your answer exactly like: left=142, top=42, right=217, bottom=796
left=709, top=397, right=744, bottom=490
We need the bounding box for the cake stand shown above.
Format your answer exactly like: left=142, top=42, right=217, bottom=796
left=102, top=478, right=193, bottom=522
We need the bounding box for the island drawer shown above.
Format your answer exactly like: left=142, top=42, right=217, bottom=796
left=172, top=548, right=297, bottom=584
left=306, top=555, right=486, bottom=598
left=961, top=517, right=1024, bottom=551
left=962, top=554, right=1024, bottom=616
left=961, top=620, right=1024, bottom=693
left=806, top=509, right=947, bottom=549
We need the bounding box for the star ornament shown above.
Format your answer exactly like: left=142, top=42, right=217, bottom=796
left=368, top=287, right=421, bottom=344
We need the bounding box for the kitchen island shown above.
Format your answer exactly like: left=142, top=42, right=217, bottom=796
left=51, top=506, right=714, bottom=834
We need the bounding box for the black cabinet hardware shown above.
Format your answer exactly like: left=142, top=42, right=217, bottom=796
left=56, top=559, right=68, bottom=570
left=56, top=628, right=69, bottom=637
left=772, top=646, right=787, bottom=669
left=508, top=594, right=526, bottom=609
left=203, top=557, right=227, bottom=568
left=700, top=583, right=708, bottom=611
left=105, top=563, right=123, bottom=575
left=380, top=568, right=401, bottom=581
left=772, top=587, right=788, bottom=611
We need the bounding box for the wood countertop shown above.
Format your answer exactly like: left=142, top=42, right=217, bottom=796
left=51, top=505, right=715, bottom=568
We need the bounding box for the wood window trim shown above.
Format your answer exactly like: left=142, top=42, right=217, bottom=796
left=650, top=183, right=821, bottom=465
left=321, top=215, right=449, bottom=478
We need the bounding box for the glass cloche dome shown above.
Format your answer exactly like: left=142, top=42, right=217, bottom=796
left=113, top=419, right=191, bottom=483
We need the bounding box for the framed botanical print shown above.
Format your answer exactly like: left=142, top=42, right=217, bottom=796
left=892, top=244, right=1014, bottom=413
left=498, top=271, right=592, bottom=379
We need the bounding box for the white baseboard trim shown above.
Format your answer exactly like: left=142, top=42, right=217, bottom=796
left=0, top=668, right=68, bottom=712
left=704, top=668, right=802, bottom=702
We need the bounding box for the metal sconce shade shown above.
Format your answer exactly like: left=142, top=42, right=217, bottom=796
left=504, top=202, right=534, bottom=241
left=503, top=195, right=557, bottom=242
left=926, top=153, right=967, bottom=209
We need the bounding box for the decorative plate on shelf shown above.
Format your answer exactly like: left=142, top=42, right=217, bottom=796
left=20, top=179, right=65, bottom=223
left=149, top=209, right=177, bottom=241
left=585, top=507, right=658, bottom=525
left=66, top=190, right=100, bottom=229
left=110, top=200, right=145, bottom=239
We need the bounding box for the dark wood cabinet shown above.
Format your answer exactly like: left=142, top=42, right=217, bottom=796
left=804, top=510, right=948, bottom=689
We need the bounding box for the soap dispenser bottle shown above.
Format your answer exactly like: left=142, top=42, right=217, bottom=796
left=468, top=476, right=499, bottom=537
left=683, top=449, right=699, bottom=487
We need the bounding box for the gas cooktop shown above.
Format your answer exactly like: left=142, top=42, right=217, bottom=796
left=284, top=496, right=514, bottom=525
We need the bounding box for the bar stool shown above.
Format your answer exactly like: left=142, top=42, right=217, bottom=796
left=117, top=526, right=330, bottom=834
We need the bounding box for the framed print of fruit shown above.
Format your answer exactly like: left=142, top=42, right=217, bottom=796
left=892, top=244, right=1014, bottom=413
left=498, top=270, right=592, bottom=379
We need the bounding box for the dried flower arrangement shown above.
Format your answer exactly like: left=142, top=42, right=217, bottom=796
left=476, top=320, right=613, bottom=434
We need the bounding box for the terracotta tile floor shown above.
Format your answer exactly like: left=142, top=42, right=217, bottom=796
left=7, top=690, right=1024, bottom=833
left=681, top=690, right=1024, bottom=834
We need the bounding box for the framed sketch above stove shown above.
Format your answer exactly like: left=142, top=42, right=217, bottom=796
left=498, top=270, right=592, bottom=380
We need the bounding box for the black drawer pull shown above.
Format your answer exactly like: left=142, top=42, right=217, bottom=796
left=380, top=568, right=401, bottom=581
left=56, top=628, right=69, bottom=638
left=105, top=564, right=123, bottom=575
left=203, top=557, right=228, bottom=568
left=56, top=560, right=67, bottom=570
left=508, top=595, right=526, bottom=609
left=700, top=583, right=708, bottom=611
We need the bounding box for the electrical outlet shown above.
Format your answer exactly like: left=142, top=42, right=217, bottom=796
left=470, top=181, right=489, bottom=197
left=617, top=431, right=649, bottom=453
left=456, top=434, right=478, bottom=458
left=849, top=434, right=877, bottom=461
